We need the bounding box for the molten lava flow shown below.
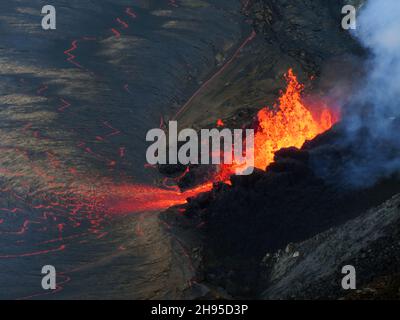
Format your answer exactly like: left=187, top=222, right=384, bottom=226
left=115, top=69, right=339, bottom=213
left=0, top=67, right=338, bottom=269
left=74, top=70, right=337, bottom=217
left=104, top=182, right=214, bottom=214
left=253, top=69, right=336, bottom=170
left=217, top=68, right=338, bottom=179
left=119, top=68, right=339, bottom=212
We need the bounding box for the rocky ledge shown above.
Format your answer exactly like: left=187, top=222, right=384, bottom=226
left=261, top=193, right=400, bottom=299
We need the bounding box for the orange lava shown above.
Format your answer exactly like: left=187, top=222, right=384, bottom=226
left=253, top=69, right=337, bottom=170
left=106, top=69, right=338, bottom=214
left=217, top=69, right=338, bottom=179
left=105, top=183, right=214, bottom=214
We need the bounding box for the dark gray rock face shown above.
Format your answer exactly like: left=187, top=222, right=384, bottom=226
left=252, top=0, right=363, bottom=74
left=175, top=0, right=364, bottom=136
left=261, top=193, right=400, bottom=299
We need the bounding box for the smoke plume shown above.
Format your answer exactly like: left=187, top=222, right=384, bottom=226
left=313, top=0, right=400, bottom=188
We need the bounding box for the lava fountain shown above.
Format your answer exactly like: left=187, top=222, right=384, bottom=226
left=106, top=69, right=339, bottom=214
left=217, top=68, right=338, bottom=180
left=253, top=68, right=337, bottom=170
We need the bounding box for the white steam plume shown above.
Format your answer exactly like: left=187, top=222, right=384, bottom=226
left=338, top=0, right=400, bottom=187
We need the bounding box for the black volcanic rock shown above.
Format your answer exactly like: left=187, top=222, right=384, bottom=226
left=184, top=128, right=400, bottom=297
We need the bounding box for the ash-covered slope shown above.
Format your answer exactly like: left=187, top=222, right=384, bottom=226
left=175, top=0, right=363, bottom=130
left=261, top=193, right=400, bottom=300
